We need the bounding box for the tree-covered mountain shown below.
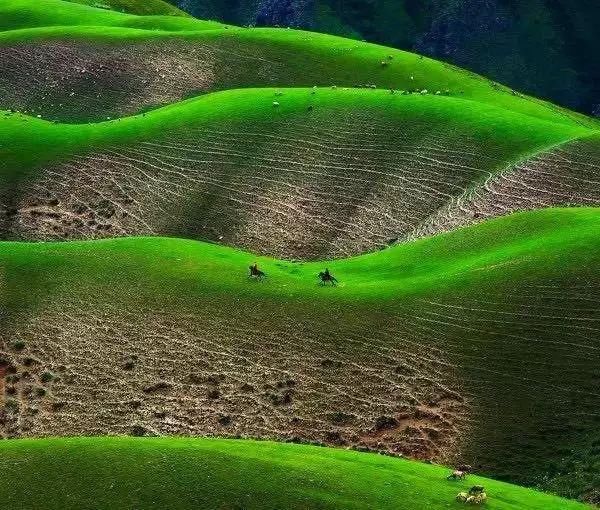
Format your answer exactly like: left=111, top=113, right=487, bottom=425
left=170, top=0, right=600, bottom=116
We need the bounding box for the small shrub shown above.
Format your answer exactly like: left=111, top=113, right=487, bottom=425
left=320, top=358, right=342, bottom=369
left=4, top=399, right=18, bottom=412
left=324, top=430, right=346, bottom=444
left=328, top=412, right=355, bottom=425
left=240, top=383, right=254, bottom=392
left=142, top=381, right=172, bottom=394
left=11, top=340, right=26, bottom=351
left=130, top=424, right=147, bottom=437
left=40, top=371, right=54, bottom=384
left=205, top=374, right=224, bottom=386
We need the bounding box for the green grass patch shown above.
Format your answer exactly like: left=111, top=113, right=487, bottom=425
left=62, top=0, right=189, bottom=16
left=1, top=208, right=598, bottom=305
left=0, top=437, right=590, bottom=510
left=0, top=0, right=227, bottom=32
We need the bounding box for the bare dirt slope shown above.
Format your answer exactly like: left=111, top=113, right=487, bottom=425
left=0, top=40, right=219, bottom=122
left=4, top=109, right=508, bottom=258
left=411, top=134, right=600, bottom=239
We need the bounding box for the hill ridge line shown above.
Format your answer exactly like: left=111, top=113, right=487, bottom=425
left=406, top=129, right=600, bottom=240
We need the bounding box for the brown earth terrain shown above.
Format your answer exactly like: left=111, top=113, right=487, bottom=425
left=1, top=110, right=502, bottom=258
left=0, top=289, right=469, bottom=462
left=412, top=135, right=600, bottom=239
left=0, top=40, right=220, bottom=122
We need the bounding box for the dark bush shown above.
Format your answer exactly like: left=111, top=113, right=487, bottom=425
left=40, top=371, right=54, bottom=384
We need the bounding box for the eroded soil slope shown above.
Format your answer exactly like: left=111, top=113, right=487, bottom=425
left=2, top=94, right=597, bottom=259
left=0, top=40, right=219, bottom=122
left=412, top=134, right=600, bottom=239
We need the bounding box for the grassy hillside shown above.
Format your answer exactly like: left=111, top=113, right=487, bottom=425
left=0, top=0, right=596, bottom=129
left=0, top=0, right=225, bottom=31
left=1, top=0, right=600, bottom=503
left=0, top=437, right=590, bottom=510
left=3, top=208, right=597, bottom=300
left=65, top=0, right=189, bottom=16
left=169, top=0, right=600, bottom=116
left=1, top=88, right=596, bottom=258
left=1, top=209, right=599, bottom=497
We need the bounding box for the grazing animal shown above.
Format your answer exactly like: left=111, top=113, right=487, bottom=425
left=456, top=492, right=469, bottom=503
left=456, top=486, right=487, bottom=505
left=318, top=268, right=338, bottom=286
left=447, top=469, right=467, bottom=481
left=249, top=263, right=266, bottom=279
left=466, top=493, right=487, bottom=504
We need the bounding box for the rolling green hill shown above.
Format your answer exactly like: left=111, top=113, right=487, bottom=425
left=1, top=88, right=597, bottom=258
left=1, top=0, right=600, bottom=504
left=65, top=0, right=189, bottom=16
left=0, top=0, right=596, bottom=129
left=167, top=0, right=600, bottom=116
left=1, top=209, right=599, bottom=498
left=0, top=0, right=225, bottom=32
left=0, top=437, right=590, bottom=510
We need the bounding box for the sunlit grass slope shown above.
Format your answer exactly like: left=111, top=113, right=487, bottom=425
left=64, top=0, right=189, bottom=16
left=3, top=208, right=598, bottom=304
left=0, top=437, right=589, bottom=510
left=1, top=88, right=590, bottom=180
left=0, top=0, right=225, bottom=31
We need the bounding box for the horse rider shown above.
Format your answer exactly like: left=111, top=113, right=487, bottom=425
left=249, top=262, right=266, bottom=278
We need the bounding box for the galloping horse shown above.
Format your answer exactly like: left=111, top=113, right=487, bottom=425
left=318, top=268, right=338, bottom=286
left=249, top=262, right=266, bottom=279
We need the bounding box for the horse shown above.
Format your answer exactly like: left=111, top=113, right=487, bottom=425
left=249, top=264, right=266, bottom=279
left=318, top=269, right=338, bottom=286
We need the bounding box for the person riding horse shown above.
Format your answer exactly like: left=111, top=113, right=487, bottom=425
left=249, top=262, right=266, bottom=279
left=318, top=268, right=338, bottom=286
left=246, top=263, right=337, bottom=285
